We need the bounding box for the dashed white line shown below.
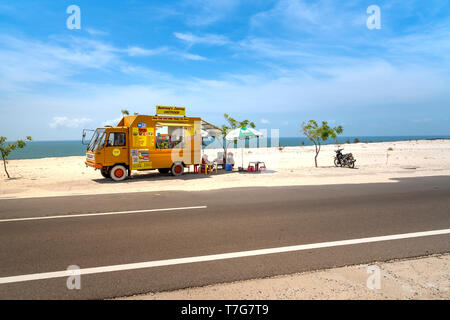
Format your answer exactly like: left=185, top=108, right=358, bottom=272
left=1, top=228, right=449, bottom=284
left=0, top=206, right=207, bottom=223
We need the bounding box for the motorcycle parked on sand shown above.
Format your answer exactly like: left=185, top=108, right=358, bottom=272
left=334, top=149, right=356, bottom=168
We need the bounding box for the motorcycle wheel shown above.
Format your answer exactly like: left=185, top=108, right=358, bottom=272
left=334, top=158, right=340, bottom=167
left=348, top=161, right=355, bottom=168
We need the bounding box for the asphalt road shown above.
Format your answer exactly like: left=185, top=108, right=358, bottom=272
left=0, top=175, right=449, bottom=299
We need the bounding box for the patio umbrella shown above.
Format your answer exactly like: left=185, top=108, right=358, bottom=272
left=225, top=127, right=264, bottom=168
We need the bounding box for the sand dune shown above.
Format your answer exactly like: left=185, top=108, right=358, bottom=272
left=1, top=139, right=450, bottom=198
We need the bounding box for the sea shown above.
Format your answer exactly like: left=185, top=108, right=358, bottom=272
left=6, top=136, right=450, bottom=160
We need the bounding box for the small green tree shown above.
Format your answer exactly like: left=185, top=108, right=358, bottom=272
left=301, top=120, right=343, bottom=168
left=121, top=109, right=139, bottom=116
left=221, top=113, right=255, bottom=134
left=212, top=114, right=256, bottom=164
left=0, top=136, right=33, bottom=178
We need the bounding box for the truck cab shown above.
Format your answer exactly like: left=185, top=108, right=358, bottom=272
left=85, top=126, right=130, bottom=179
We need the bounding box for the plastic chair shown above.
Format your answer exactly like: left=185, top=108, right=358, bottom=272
left=258, top=162, right=266, bottom=171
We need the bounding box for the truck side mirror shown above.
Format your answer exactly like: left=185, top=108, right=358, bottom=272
left=82, top=129, right=94, bottom=145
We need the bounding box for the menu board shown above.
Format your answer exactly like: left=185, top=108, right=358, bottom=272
left=132, top=123, right=154, bottom=146
left=132, top=127, right=149, bottom=147
left=131, top=123, right=154, bottom=169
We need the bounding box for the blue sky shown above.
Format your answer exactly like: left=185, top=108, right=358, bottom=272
left=0, top=0, right=449, bottom=140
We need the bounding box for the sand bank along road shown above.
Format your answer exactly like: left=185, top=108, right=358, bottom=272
left=0, top=176, right=449, bottom=299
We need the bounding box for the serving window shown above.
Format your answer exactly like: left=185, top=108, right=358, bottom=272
left=155, top=123, right=190, bottom=149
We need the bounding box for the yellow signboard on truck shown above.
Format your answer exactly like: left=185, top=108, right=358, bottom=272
left=156, top=106, right=186, bottom=116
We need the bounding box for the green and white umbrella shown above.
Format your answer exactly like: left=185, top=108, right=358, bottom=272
left=225, top=127, right=263, bottom=140
left=225, top=127, right=263, bottom=168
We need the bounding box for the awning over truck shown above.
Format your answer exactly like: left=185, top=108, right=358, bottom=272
left=201, top=120, right=223, bottom=136
left=155, top=119, right=223, bottom=136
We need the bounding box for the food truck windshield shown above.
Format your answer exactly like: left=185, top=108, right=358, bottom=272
left=87, top=128, right=106, bottom=152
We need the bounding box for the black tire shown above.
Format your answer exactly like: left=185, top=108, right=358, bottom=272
left=100, top=167, right=110, bottom=178
left=334, top=158, right=341, bottom=167
left=158, top=168, right=170, bottom=174
left=171, top=162, right=184, bottom=176
left=348, top=161, right=355, bottom=169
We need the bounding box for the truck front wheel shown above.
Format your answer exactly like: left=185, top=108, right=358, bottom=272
left=110, top=165, right=127, bottom=181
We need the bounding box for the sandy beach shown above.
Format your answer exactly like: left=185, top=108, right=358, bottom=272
left=1, top=139, right=449, bottom=199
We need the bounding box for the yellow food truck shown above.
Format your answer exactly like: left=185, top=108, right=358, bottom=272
left=84, top=107, right=221, bottom=181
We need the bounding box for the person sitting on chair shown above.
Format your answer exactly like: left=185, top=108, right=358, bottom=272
left=201, top=154, right=215, bottom=173
left=214, top=152, right=224, bottom=169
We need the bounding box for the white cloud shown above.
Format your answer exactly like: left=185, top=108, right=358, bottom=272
left=0, top=36, right=114, bottom=89
left=250, top=0, right=363, bottom=34
left=181, top=53, right=207, bottom=61
left=0, top=35, right=172, bottom=90
left=49, top=117, right=93, bottom=128
left=383, top=23, right=450, bottom=63
left=252, top=0, right=320, bottom=27
left=31, top=60, right=450, bottom=118
left=103, top=117, right=122, bottom=126
left=174, top=32, right=229, bottom=46
left=182, top=0, right=240, bottom=26
left=261, top=118, right=270, bottom=124
left=238, top=37, right=316, bottom=60
left=4, top=55, right=448, bottom=139
left=412, top=118, right=433, bottom=123
left=124, top=46, right=168, bottom=57
left=85, top=28, right=109, bottom=36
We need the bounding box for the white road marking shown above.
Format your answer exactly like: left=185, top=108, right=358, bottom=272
left=0, top=206, right=207, bottom=223
left=0, top=190, right=173, bottom=200
left=0, top=228, right=449, bottom=284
